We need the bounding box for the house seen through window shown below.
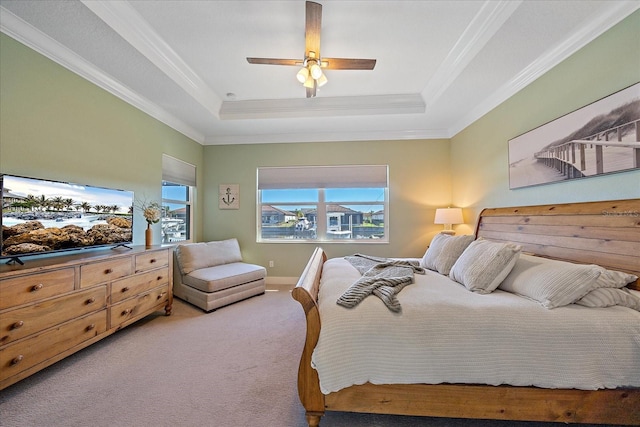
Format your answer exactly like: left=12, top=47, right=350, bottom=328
left=257, top=165, right=388, bottom=243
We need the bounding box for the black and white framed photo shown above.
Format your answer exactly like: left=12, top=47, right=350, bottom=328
left=508, top=82, right=640, bottom=189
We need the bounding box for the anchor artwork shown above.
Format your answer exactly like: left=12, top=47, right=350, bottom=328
left=219, top=184, right=239, bottom=209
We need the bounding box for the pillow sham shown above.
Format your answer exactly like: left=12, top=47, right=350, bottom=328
left=499, top=255, right=603, bottom=309
left=595, top=268, right=638, bottom=289
left=421, top=234, right=474, bottom=275
left=575, top=287, right=640, bottom=311
left=449, top=238, right=521, bottom=294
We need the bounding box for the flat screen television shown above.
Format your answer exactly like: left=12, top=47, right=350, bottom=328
left=1, top=174, right=134, bottom=264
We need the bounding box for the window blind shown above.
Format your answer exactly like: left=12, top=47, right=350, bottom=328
left=162, top=154, right=196, bottom=187
left=257, top=165, right=388, bottom=189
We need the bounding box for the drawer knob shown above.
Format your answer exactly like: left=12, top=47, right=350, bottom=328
left=149, top=259, right=157, bottom=264
left=31, top=283, right=44, bottom=292
left=104, top=268, right=113, bottom=274
left=11, top=355, right=24, bottom=365
left=157, top=292, right=167, bottom=300
left=86, top=323, right=96, bottom=331
left=157, top=276, right=163, bottom=281
left=121, top=287, right=130, bottom=293
left=11, top=320, right=24, bottom=330
left=122, top=308, right=132, bottom=316
left=86, top=297, right=96, bottom=305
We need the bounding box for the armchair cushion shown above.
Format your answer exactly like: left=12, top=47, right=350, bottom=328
left=183, top=262, right=267, bottom=293
left=175, top=238, right=243, bottom=275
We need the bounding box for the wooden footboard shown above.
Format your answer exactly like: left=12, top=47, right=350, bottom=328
left=292, top=199, right=640, bottom=426
left=291, top=247, right=326, bottom=427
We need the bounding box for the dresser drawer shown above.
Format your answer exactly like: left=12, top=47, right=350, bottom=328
left=135, top=249, right=169, bottom=273
left=109, top=284, right=169, bottom=329
left=0, top=268, right=75, bottom=310
left=110, top=268, right=169, bottom=304
left=0, top=310, right=107, bottom=382
left=0, top=286, right=106, bottom=346
left=80, top=258, right=131, bottom=288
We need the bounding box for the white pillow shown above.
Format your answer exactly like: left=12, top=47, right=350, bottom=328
left=499, top=255, right=603, bottom=309
left=449, top=238, right=521, bottom=294
left=421, top=234, right=474, bottom=275
left=575, top=287, right=640, bottom=311
left=595, top=268, right=638, bottom=289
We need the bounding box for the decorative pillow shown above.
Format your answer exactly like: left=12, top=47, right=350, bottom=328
left=595, top=268, right=638, bottom=289
left=499, top=255, right=603, bottom=309
left=421, top=234, right=474, bottom=275
left=575, top=287, right=640, bottom=311
left=176, top=239, right=243, bottom=275
left=449, top=238, right=521, bottom=294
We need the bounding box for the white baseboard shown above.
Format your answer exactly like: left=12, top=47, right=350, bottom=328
left=265, top=276, right=297, bottom=290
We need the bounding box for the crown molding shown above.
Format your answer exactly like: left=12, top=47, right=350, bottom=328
left=448, top=0, right=640, bottom=137
left=421, top=0, right=521, bottom=107
left=219, top=94, right=426, bottom=120
left=0, top=6, right=205, bottom=144
left=204, top=128, right=447, bottom=145
left=81, top=0, right=223, bottom=119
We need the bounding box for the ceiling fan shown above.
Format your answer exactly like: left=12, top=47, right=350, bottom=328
left=247, top=1, right=376, bottom=98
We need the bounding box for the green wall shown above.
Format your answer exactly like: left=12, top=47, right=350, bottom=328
left=0, top=33, right=204, bottom=245
left=203, top=139, right=452, bottom=278
left=451, top=10, right=640, bottom=221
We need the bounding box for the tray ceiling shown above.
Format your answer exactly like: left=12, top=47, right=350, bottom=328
left=1, top=0, right=637, bottom=145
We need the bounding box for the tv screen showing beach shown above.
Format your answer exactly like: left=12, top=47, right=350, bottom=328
left=1, top=174, right=134, bottom=261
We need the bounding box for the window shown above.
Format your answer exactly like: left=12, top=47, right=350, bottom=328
left=257, top=165, right=388, bottom=243
left=162, top=154, right=195, bottom=244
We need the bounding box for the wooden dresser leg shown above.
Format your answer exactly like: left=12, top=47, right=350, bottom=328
left=306, top=413, right=322, bottom=427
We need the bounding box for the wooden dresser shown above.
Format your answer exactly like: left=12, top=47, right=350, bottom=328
left=0, top=246, right=172, bottom=390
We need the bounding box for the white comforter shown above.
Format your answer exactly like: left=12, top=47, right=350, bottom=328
left=311, top=257, right=640, bottom=394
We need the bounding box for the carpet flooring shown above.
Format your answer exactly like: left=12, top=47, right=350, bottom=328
left=0, top=290, right=627, bottom=427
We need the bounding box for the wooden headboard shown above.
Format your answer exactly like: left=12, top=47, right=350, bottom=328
left=475, top=199, right=640, bottom=291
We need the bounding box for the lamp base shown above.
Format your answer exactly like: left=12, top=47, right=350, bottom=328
left=439, top=230, right=456, bottom=235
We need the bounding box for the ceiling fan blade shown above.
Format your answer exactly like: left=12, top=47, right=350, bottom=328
left=305, top=1, right=322, bottom=58
left=322, top=58, right=377, bottom=70
left=247, top=58, right=302, bottom=66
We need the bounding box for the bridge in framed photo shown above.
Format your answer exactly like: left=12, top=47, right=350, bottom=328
left=533, top=118, right=640, bottom=179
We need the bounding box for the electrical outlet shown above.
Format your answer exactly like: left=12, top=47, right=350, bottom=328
left=269, top=260, right=274, bottom=268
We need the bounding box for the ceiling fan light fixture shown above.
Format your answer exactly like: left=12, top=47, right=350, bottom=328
left=309, top=61, right=323, bottom=79
left=303, top=74, right=316, bottom=89
left=296, top=67, right=309, bottom=83
left=316, top=72, right=328, bottom=87
left=246, top=1, right=376, bottom=98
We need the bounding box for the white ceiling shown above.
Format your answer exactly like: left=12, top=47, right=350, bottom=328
left=1, top=0, right=638, bottom=145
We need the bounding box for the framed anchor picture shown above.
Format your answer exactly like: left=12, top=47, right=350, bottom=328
left=219, top=184, right=239, bottom=209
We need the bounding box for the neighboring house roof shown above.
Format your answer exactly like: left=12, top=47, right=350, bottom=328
left=305, top=204, right=362, bottom=215
left=261, top=205, right=295, bottom=216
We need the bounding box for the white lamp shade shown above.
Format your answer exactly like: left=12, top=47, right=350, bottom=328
left=310, top=62, right=323, bottom=79
left=303, top=74, right=315, bottom=89
left=316, top=73, right=328, bottom=87
left=296, top=67, right=309, bottom=83
left=434, top=208, right=464, bottom=225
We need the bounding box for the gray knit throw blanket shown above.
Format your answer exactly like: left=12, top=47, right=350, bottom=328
left=337, top=254, right=425, bottom=313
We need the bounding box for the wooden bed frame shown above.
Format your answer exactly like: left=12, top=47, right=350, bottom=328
left=292, top=199, right=640, bottom=426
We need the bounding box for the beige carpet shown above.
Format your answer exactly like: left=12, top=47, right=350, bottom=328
left=0, top=290, right=625, bottom=427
